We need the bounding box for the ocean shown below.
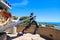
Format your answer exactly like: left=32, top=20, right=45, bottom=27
left=40, top=22, right=60, bottom=30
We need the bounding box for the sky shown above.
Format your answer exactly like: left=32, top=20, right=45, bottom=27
left=7, top=0, right=60, bottom=22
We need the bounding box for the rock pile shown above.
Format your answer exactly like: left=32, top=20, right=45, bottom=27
left=13, top=33, right=45, bottom=40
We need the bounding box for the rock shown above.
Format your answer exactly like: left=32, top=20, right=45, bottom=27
left=12, top=33, right=46, bottom=40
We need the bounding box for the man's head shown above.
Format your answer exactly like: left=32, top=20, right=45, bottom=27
left=31, top=12, right=34, bottom=16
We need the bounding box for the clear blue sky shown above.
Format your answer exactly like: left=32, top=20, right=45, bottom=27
left=7, top=0, right=60, bottom=22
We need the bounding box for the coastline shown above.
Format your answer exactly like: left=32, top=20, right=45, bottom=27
left=40, top=22, right=60, bottom=30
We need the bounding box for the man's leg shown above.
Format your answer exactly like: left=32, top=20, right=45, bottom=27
left=33, top=20, right=39, bottom=34
left=22, top=20, right=33, bottom=33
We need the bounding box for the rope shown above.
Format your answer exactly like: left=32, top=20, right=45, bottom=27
left=0, top=16, right=35, bottom=32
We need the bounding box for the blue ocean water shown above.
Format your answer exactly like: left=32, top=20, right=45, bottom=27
left=40, top=22, right=60, bottom=30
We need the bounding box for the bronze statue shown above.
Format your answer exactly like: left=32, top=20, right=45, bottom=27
left=22, top=13, right=39, bottom=34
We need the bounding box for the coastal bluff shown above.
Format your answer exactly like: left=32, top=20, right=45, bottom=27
left=17, top=25, right=60, bottom=40
left=5, top=24, right=60, bottom=40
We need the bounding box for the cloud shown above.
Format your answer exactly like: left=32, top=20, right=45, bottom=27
left=12, top=0, right=28, bottom=6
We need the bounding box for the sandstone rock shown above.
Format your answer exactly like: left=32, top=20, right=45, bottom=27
left=12, top=33, right=46, bottom=40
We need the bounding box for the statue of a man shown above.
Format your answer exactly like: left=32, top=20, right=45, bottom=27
left=22, top=13, right=39, bottom=34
